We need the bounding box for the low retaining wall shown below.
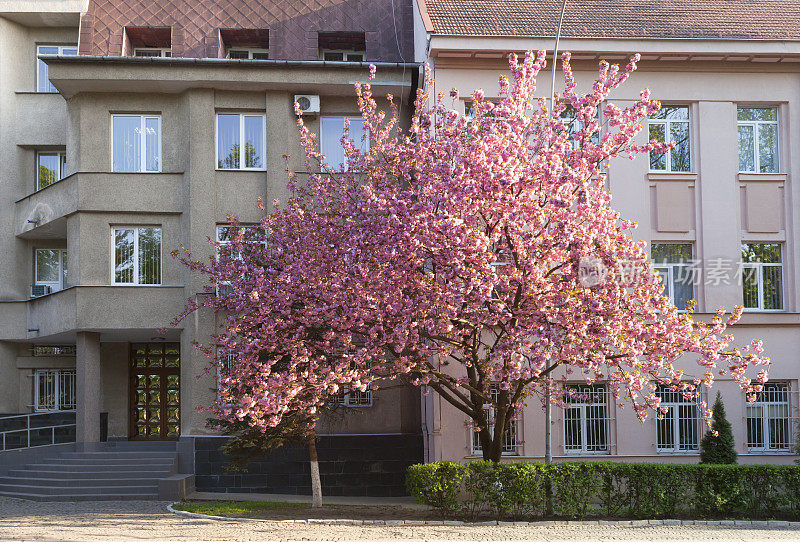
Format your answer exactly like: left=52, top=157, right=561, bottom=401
left=190, top=434, right=423, bottom=497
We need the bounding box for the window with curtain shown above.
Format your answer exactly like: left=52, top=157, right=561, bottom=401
left=738, top=107, right=779, bottom=173
left=112, top=115, right=161, bottom=172
left=651, top=243, right=695, bottom=310
left=648, top=106, right=691, bottom=172
left=320, top=117, right=368, bottom=170
left=113, top=227, right=161, bottom=285
left=37, top=45, right=77, bottom=93
left=216, top=114, right=266, bottom=170
left=741, top=243, right=783, bottom=311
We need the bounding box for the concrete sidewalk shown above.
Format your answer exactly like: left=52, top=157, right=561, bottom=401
left=188, top=491, right=428, bottom=509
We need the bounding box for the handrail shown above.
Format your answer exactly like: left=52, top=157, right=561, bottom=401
left=0, top=411, right=74, bottom=421
left=0, top=412, right=76, bottom=451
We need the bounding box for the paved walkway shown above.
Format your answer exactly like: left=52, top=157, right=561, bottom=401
left=1, top=497, right=799, bottom=541
left=189, top=491, right=428, bottom=508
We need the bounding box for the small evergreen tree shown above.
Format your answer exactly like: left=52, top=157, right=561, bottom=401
left=700, top=392, right=738, bottom=464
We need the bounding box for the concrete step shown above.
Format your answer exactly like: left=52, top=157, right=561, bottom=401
left=0, top=476, right=162, bottom=488
left=100, top=441, right=177, bottom=451
left=0, top=491, right=159, bottom=501
left=8, top=468, right=172, bottom=479
left=0, top=483, right=156, bottom=495
left=21, top=463, right=173, bottom=473
left=36, top=457, right=174, bottom=466
left=58, top=451, right=177, bottom=459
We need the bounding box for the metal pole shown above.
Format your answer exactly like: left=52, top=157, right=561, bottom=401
left=27, top=415, right=30, bottom=448
left=545, top=0, right=569, bottom=468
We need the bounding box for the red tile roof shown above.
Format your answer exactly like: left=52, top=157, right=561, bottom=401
left=423, top=0, right=800, bottom=39
left=80, top=0, right=413, bottom=61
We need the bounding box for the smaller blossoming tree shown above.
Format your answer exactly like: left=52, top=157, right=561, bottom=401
left=173, top=51, right=769, bottom=464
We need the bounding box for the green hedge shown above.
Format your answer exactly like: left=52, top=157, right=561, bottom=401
left=406, top=461, right=800, bottom=520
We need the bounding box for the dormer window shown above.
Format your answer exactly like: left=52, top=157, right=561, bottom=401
left=134, top=48, right=171, bottom=58
left=219, top=29, right=269, bottom=60
left=227, top=48, right=269, bottom=60
left=318, top=31, right=365, bottom=62
left=124, top=27, right=172, bottom=57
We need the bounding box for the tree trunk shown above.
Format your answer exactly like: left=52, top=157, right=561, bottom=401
left=307, top=437, right=323, bottom=508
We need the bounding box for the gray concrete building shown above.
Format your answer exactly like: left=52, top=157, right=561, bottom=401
left=0, top=0, right=422, bottom=499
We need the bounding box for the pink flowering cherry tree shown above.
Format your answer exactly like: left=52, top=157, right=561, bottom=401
left=174, top=51, right=769, bottom=464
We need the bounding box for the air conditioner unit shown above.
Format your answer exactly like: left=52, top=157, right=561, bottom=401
left=294, top=94, right=320, bottom=115
left=31, top=285, right=51, bottom=298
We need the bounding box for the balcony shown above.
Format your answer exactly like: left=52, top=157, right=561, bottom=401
left=0, top=285, right=187, bottom=341
left=15, top=172, right=184, bottom=238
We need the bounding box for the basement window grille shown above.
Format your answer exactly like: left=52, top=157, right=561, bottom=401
left=563, top=384, right=610, bottom=454
left=747, top=382, right=796, bottom=452
left=470, top=386, right=519, bottom=455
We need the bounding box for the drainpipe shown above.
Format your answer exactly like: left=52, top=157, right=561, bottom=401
left=545, top=0, right=569, bottom=469
left=420, top=387, right=430, bottom=462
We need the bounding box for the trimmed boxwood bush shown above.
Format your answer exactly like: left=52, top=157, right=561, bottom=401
left=406, top=461, right=800, bottom=520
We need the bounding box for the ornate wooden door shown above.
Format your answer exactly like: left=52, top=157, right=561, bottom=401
left=129, top=343, right=180, bottom=440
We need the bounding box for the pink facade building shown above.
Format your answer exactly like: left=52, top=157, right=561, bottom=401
left=415, top=0, right=800, bottom=465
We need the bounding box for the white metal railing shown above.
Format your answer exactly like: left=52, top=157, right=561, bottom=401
left=0, top=412, right=76, bottom=451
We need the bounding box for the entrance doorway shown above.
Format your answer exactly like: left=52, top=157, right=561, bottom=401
left=129, top=343, right=180, bottom=440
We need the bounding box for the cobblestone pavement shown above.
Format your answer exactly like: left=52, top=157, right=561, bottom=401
left=1, top=498, right=800, bottom=542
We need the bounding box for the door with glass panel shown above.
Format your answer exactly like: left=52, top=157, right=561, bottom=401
left=129, top=343, right=180, bottom=440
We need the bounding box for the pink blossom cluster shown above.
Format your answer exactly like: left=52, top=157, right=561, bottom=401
left=173, top=51, right=769, bottom=447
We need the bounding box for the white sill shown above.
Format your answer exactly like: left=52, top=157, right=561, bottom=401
left=656, top=450, right=700, bottom=454
left=647, top=171, right=697, bottom=180
left=215, top=168, right=267, bottom=172
left=742, top=309, right=785, bottom=313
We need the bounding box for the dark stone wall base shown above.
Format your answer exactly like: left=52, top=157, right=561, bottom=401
left=192, top=434, right=423, bottom=497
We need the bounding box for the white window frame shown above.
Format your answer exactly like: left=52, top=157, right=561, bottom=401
left=226, top=48, right=269, bottom=60
left=737, top=106, right=779, bottom=173
left=215, top=113, right=267, bottom=171
left=747, top=382, right=793, bottom=452
left=656, top=386, right=701, bottom=453
left=563, top=385, right=610, bottom=455
left=111, top=114, right=162, bottom=173
left=35, top=248, right=68, bottom=293
left=133, top=48, right=171, bottom=57
left=111, top=226, right=162, bottom=285
left=320, top=49, right=365, bottom=62
left=34, top=369, right=76, bottom=412
left=35, top=150, right=68, bottom=190
left=651, top=243, right=695, bottom=311
left=36, top=45, right=78, bottom=93
left=648, top=106, right=691, bottom=172
left=469, top=386, right=519, bottom=456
